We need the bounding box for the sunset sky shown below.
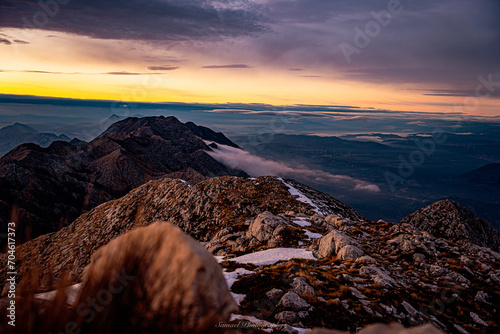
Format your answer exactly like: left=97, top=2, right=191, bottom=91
left=1, top=0, right=499, bottom=116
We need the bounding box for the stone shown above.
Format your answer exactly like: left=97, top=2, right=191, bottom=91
left=278, top=292, right=311, bottom=311
left=291, top=277, right=315, bottom=296
left=309, top=323, right=444, bottom=333
left=247, top=211, right=287, bottom=243
left=275, top=311, right=298, bottom=324
left=470, top=312, right=488, bottom=326
left=317, top=230, right=361, bottom=258
left=337, top=245, right=364, bottom=261
left=79, top=222, right=237, bottom=333
left=266, top=288, right=284, bottom=300
left=474, top=291, right=490, bottom=304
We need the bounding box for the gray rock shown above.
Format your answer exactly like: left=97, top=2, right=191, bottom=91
left=298, top=310, right=309, bottom=318
left=278, top=292, right=311, bottom=311
left=359, top=266, right=397, bottom=288
left=247, top=211, right=287, bottom=244
left=291, top=277, right=315, bottom=296
left=470, top=312, right=488, bottom=326
left=266, top=288, right=284, bottom=300
left=317, top=230, right=361, bottom=258
left=337, top=245, right=364, bottom=261
left=275, top=311, right=298, bottom=324
left=474, top=291, right=490, bottom=304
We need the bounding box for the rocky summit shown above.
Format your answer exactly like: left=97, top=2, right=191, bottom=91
left=401, top=200, right=500, bottom=252
left=2, top=175, right=498, bottom=334
left=0, top=116, right=245, bottom=245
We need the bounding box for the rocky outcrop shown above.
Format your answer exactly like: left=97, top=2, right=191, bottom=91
left=78, top=221, right=237, bottom=333
left=401, top=200, right=500, bottom=252
left=317, top=230, right=363, bottom=259
left=0, top=175, right=365, bottom=292
left=246, top=211, right=287, bottom=246
left=0, top=116, right=245, bottom=245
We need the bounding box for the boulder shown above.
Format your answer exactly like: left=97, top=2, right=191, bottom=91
left=247, top=211, right=287, bottom=244
left=278, top=292, right=311, bottom=311
left=78, top=221, right=237, bottom=333
left=317, top=230, right=361, bottom=258
left=337, top=245, right=364, bottom=261
left=291, top=277, right=315, bottom=296
left=309, top=322, right=444, bottom=333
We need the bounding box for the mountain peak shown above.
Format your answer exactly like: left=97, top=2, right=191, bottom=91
left=401, top=199, right=500, bottom=251
left=4, top=122, right=38, bottom=134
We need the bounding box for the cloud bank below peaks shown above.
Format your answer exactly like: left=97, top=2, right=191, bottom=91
left=206, top=143, right=380, bottom=193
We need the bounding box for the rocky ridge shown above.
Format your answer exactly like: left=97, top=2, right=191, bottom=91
left=0, top=116, right=245, bottom=245
left=401, top=200, right=500, bottom=252
left=2, top=176, right=498, bottom=333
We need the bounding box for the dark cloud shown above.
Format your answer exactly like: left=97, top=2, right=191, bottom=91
left=0, top=0, right=266, bottom=41
left=0, top=38, right=12, bottom=45
left=202, top=64, right=252, bottom=69
left=1, top=0, right=499, bottom=91
left=147, top=66, right=179, bottom=71
left=421, top=89, right=500, bottom=98
left=288, top=68, right=303, bottom=71
left=13, top=39, right=29, bottom=44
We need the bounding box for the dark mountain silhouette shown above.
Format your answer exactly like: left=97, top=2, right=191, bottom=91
left=459, top=163, right=500, bottom=186
left=0, top=122, right=70, bottom=156
left=401, top=199, right=500, bottom=251
left=0, top=116, right=246, bottom=246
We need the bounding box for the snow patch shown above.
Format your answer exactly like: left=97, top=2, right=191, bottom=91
left=230, top=248, right=316, bottom=266
left=223, top=268, right=254, bottom=288
left=278, top=178, right=324, bottom=214
left=304, top=230, right=323, bottom=239
left=293, top=217, right=311, bottom=227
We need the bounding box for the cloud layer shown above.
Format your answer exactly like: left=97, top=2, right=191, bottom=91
left=206, top=143, right=381, bottom=193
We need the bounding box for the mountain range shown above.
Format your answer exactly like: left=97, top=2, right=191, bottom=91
left=0, top=122, right=70, bottom=156
left=0, top=116, right=245, bottom=245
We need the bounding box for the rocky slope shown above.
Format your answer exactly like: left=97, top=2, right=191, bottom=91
left=1, top=176, right=498, bottom=334
left=1, top=176, right=365, bottom=291
left=0, top=122, right=70, bottom=156
left=0, top=116, right=245, bottom=245
left=401, top=200, right=500, bottom=252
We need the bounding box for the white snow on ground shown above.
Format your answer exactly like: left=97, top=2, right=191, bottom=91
left=304, top=230, right=323, bottom=239
left=278, top=178, right=323, bottom=214
left=230, top=248, right=316, bottom=266
left=230, top=314, right=311, bottom=333
left=231, top=293, right=246, bottom=305
left=293, top=217, right=311, bottom=227
left=214, top=255, right=225, bottom=263
left=35, top=283, right=82, bottom=305
left=224, top=268, right=254, bottom=288
left=223, top=268, right=254, bottom=306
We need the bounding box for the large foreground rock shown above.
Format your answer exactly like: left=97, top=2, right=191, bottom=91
left=78, top=221, right=237, bottom=333
left=309, top=322, right=444, bottom=334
